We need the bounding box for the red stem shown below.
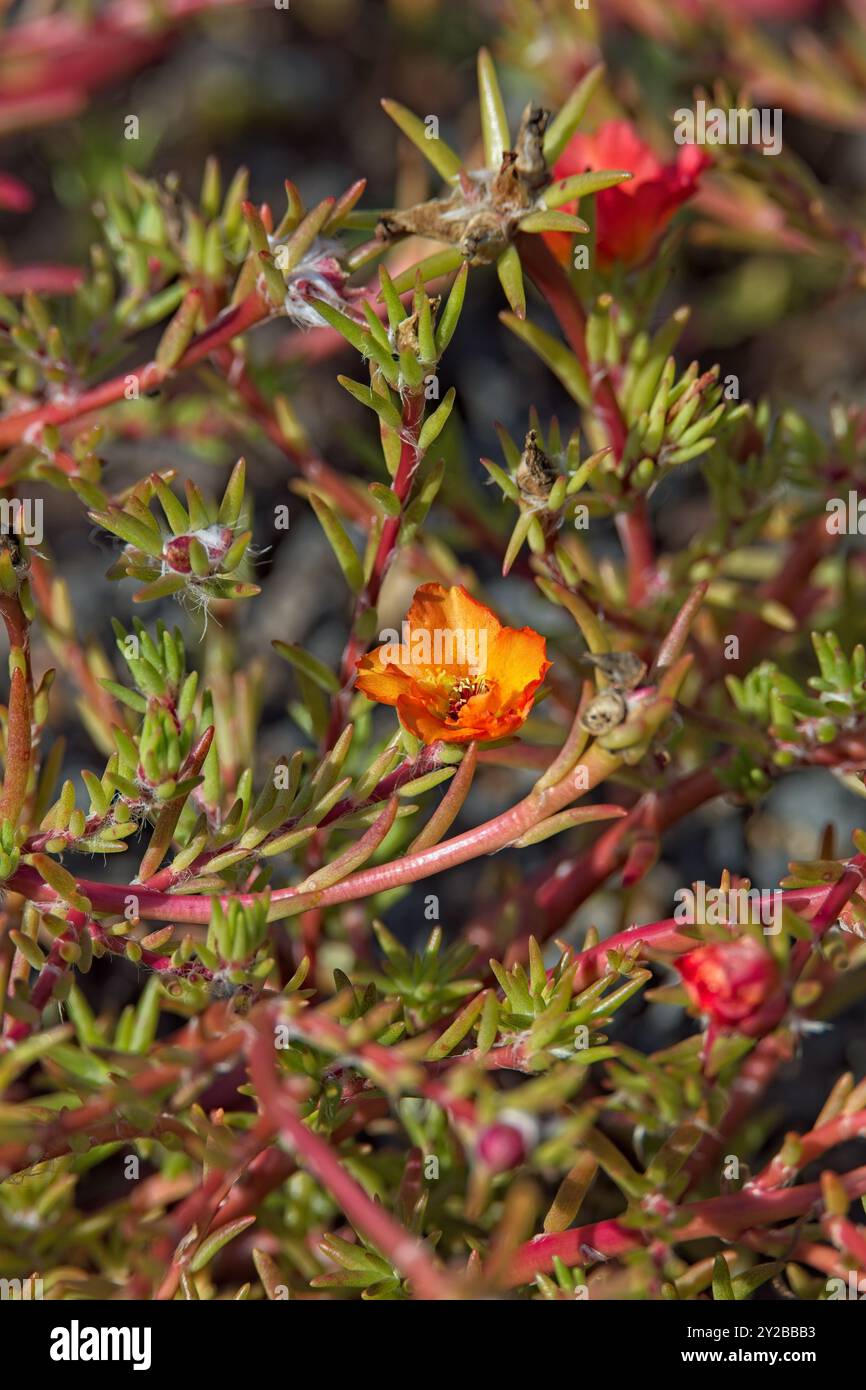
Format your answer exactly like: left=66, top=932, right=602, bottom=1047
left=708, top=512, right=834, bottom=677
left=516, top=234, right=659, bottom=612
left=368, top=389, right=426, bottom=606
left=790, top=860, right=864, bottom=976
left=247, top=1025, right=456, bottom=1299
left=683, top=1031, right=792, bottom=1189
left=0, top=292, right=268, bottom=448
left=7, top=743, right=623, bottom=921
left=616, top=497, right=656, bottom=606
left=479, top=765, right=724, bottom=969
left=754, top=1107, right=866, bottom=1193
left=506, top=1162, right=866, bottom=1287
left=516, top=233, right=627, bottom=457
left=0, top=593, right=33, bottom=829
left=325, top=388, right=426, bottom=748
left=4, top=909, right=86, bottom=1042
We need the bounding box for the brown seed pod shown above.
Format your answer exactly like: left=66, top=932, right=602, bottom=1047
left=581, top=651, right=647, bottom=691
left=516, top=429, right=557, bottom=500
left=459, top=209, right=508, bottom=264
left=579, top=687, right=628, bottom=735
left=376, top=190, right=466, bottom=247
left=0, top=535, right=28, bottom=576
left=513, top=104, right=550, bottom=192
left=376, top=111, right=552, bottom=268
left=489, top=148, right=523, bottom=206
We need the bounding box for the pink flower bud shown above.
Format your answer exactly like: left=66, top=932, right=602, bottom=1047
left=163, top=534, right=193, bottom=573
left=163, top=526, right=233, bottom=575
left=477, top=1122, right=528, bottom=1173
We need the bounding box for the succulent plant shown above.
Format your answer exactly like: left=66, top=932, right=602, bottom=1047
left=0, top=0, right=865, bottom=1326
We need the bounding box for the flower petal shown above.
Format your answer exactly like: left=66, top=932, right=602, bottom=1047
left=355, top=584, right=550, bottom=745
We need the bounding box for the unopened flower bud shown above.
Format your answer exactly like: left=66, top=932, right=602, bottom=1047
left=163, top=526, right=233, bottom=576
left=477, top=1122, right=528, bottom=1173
left=678, top=936, right=786, bottom=1037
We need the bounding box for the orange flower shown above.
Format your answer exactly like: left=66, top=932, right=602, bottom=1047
left=355, top=584, right=550, bottom=745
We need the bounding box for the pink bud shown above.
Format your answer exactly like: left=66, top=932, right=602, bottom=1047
left=477, top=1122, right=527, bottom=1173
left=163, top=526, right=233, bottom=575
left=163, top=534, right=192, bottom=573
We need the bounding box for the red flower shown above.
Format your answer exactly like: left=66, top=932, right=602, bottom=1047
left=678, top=936, right=786, bottom=1037
left=548, top=119, right=709, bottom=269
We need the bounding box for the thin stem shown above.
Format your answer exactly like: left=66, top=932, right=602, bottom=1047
left=616, top=498, right=656, bottom=606
left=151, top=1118, right=276, bottom=1300
left=708, top=512, right=835, bottom=678
left=325, top=387, right=427, bottom=748
left=0, top=593, right=32, bottom=828
left=0, top=291, right=268, bottom=448
left=790, top=860, right=864, bottom=977
left=247, top=1025, right=457, bottom=1300
left=28, top=555, right=126, bottom=735
left=4, top=908, right=86, bottom=1042
left=7, top=742, right=624, bottom=921
left=517, top=233, right=627, bottom=457
left=213, top=346, right=371, bottom=526
left=517, top=234, right=660, bottom=611
left=0, top=1019, right=244, bottom=1176
left=140, top=741, right=446, bottom=893
left=683, top=1031, right=791, bottom=1190
left=754, top=1107, right=866, bottom=1193
left=471, top=764, right=725, bottom=969
left=506, top=1162, right=866, bottom=1287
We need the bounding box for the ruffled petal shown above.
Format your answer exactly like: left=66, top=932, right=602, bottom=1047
left=355, top=584, right=550, bottom=744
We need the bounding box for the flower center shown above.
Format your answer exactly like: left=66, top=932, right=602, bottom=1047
left=445, top=674, right=489, bottom=719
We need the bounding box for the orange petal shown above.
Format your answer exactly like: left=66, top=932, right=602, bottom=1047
left=402, top=584, right=503, bottom=678
left=355, top=584, right=551, bottom=745
left=488, top=625, right=550, bottom=703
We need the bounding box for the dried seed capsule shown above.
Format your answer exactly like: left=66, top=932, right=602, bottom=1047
left=579, top=687, right=628, bottom=735
left=376, top=188, right=465, bottom=246
left=395, top=311, right=419, bottom=356
left=581, top=650, right=647, bottom=690
left=516, top=429, right=557, bottom=500
left=459, top=208, right=507, bottom=263
left=513, top=104, right=550, bottom=192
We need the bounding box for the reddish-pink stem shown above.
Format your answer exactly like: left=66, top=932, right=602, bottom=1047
left=616, top=498, right=656, bottom=606
left=7, top=782, right=858, bottom=943
left=506, top=1162, right=866, bottom=1287
left=683, top=1031, right=792, bottom=1189
left=790, top=861, right=864, bottom=976
left=7, top=744, right=621, bottom=921
left=753, top=1107, right=866, bottom=1193
left=483, top=765, right=723, bottom=969
left=247, top=1026, right=456, bottom=1299
left=0, top=291, right=267, bottom=448
left=369, top=389, right=426, bottom=605
left=325, top=388, right=426, bottom=747
left=516, top=233, right=627, bottom=458
left=518, top=232, right=660, bottom=599
left=5, top=909, right=86, bottom=1042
